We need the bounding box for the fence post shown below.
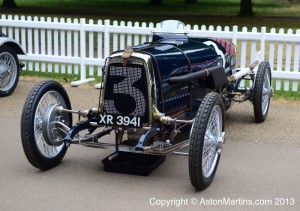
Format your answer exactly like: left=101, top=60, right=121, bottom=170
left=260, top=27, right=266, bottom=61
left=95, top=19, right=110, bottom=89
left=250, top=27, right=257, bottom=63
left=71, top=18, right=95, bottom=86
left=20, top=16, right=27, bottom=53
left=27, top=16, right=33, bottom=71
left=269, top=28, right=276, bottom=71
left=232, top=25, right=238, bottom=46
left=104, top=19, right=110, bottom=59
left=292, top=29, right=300, bottom=91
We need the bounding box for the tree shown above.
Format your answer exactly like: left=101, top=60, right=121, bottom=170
left=185, top=0, right=197, bottom=3
left=149, top=0, right=198, bottom=5
left=240, top=0, right=252, bottom=16
left=150, top=0, right=163, bottom=5
left=2, top=0, right=16, bottom=7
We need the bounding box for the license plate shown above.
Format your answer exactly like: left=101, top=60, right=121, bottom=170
left=98, top=113, right=142, bottom=128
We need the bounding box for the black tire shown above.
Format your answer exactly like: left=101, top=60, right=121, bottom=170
left=189, top=92, right=225, bottom=190
left=253, top=61, right=272, bottom=123
left=0, top=45, right=20, bottom=97
left=21, top=80, right=72, bottom=170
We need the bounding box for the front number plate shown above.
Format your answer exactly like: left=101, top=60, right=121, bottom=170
left=98, top=113, right=142, bottom=128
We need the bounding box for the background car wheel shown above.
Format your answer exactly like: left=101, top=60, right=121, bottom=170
left=0, top=45, right=20, bottom=97
left=21, top=80, right=72, bottom=170
left=253, top=61, right=272, bottom=123
left=189, top=92, right=225, bottom=190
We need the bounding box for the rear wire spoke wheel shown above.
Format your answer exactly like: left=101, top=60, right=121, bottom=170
left=0, top=45, right=20, bottom=97
left=253, top=61, right=272, bottom=123
left=21, top=80, right=72, bottom=170
left=189, top=93, right=225, bottom=190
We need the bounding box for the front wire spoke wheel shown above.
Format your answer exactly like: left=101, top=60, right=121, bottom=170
left=34, top=91, right=66, bottom=158
left=189, top=93, right=225, bottom=190
left=21, top=80, right=72, bottom=170
left=202, top=106, right=222, bottom=178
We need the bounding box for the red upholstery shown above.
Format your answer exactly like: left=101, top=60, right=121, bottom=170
left=212, top=38, right=236, bottom=56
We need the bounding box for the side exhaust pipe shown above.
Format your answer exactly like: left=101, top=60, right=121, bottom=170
left=228, top=52, right=261, bottom=82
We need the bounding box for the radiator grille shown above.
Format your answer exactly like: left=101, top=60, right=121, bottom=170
left=103, top=63, right=149, bottom=123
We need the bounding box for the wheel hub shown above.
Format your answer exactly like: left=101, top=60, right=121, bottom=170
left=42, top=104, right=65, bottom=146
left=216, top=132, right=225, bottom=154
left=0, top=65, right=8, bottom=84
left=0, top=64, right=7, bottom=73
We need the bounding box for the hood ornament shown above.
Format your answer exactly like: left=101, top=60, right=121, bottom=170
left=122, top=46, right=133, bottom=66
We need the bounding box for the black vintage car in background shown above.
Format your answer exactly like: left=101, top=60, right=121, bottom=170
left=21, top=20, right=273, bottom=190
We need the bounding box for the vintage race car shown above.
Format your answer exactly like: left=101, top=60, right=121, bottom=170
left=21, top=20, right=273, bottom=190
left=0, top=32, right=25, bottom=96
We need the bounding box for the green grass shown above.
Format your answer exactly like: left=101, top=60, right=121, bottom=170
left=272, top=80, right=300, bottom=101
left=20, top=70, right=102, bottom=85
left=2, top=0, right=300, bottom=29
left=21, top=70, right=79, bottom=82
left=274, top=90, right=300, bottom=101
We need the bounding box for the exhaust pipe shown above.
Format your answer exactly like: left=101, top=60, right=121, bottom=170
left=228, top=52, right=261, bottom=82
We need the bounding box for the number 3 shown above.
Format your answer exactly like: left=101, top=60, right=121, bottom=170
left=104, top=66, right=146, bottom=117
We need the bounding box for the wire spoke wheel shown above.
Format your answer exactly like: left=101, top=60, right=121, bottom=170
left=34, top=91, right=68, bottom=158
left=253, top=61, right=272, bottom=123
left=189, top=93, right=225, bottom=190
left=262, top=69, right=271, bottom=115
left=21, top=80, right=72, bottom=170
left=202, top=105, right=222, bottom=178
left=0, top=46, right=20, bottom=96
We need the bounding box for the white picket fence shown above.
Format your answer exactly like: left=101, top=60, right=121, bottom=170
left=0, top=14, right=300, bottom=91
